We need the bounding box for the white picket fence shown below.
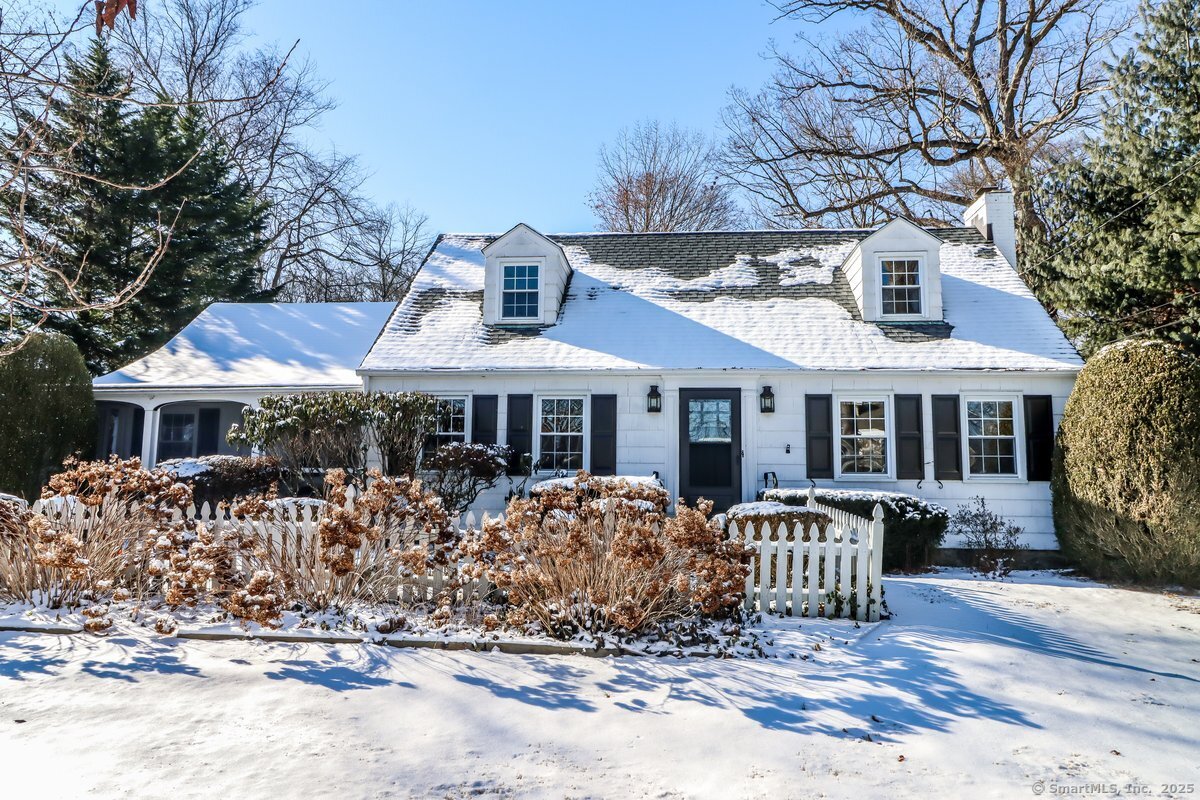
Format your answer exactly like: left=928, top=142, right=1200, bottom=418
left=29, top=487, right=885, bottom=621
left=29, top=493, right=498, bottom=605
left=732, top=488, right=884, bottom=622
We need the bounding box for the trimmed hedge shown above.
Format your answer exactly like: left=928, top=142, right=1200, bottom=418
left=760, top=487, right=948, bottom=571
left=158, top=455, right=283, bottom=507
left=1053, top=340, right=1200, bottom=586
left=726, top=501, right=830, bottom=538
left=0, top=332, right=94, bottom=500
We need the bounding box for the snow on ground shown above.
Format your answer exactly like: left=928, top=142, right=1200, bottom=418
left=2, top=570, right=1198, bottom=799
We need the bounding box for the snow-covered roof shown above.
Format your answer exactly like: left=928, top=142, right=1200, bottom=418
left=360, top=229, right=1082, bottom=373
left=95, top=302, right=395, bottom=390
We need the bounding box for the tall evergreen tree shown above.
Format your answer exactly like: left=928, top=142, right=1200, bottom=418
left=3, top=38, right=268, bottom=374
left=1039, top=0, right=1200, bottom=355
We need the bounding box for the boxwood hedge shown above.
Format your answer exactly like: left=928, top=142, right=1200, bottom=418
left=1053, top=340, right=1200, bottom=586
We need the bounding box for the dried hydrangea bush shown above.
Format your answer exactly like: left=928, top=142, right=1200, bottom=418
left=226, top=468, right=457, bottom=619
left=0, top=457, right=195, bottom=609
left=462, top=471, right=752, bottom=638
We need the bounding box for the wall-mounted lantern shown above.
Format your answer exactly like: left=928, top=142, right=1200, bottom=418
left=759, top=385, right=775, bottom=413
left=647, top=385, right=662, bottom=413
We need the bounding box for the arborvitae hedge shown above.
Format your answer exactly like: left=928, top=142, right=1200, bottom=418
left=1053, top=340, right=1200, bottom=586
left=0, top=333, right=95, bottom=500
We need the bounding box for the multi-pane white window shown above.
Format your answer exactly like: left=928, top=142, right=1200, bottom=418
left=538, top=397, right=584, bottom=471
left=158, top=412, right=196, bottom=460
left=881, top=258, right=922, bottom=316
left=839, top=399, right=889, bottom=474
left=502, top=264, right=539, bottom=319
left=966, top=400, right=1018, bottom=475
left=431, top=397, right=467, bottom=449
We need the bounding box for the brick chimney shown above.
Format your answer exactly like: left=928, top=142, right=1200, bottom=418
left=963, top=187, right=1017, bottom=269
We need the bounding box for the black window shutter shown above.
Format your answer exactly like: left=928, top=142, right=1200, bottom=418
left=506, top=394, right=533, bottom=475
left=931, top=395, right=962, bottom=480
left=590, top=395, right=617, bottom=475
left=471, top=395, right=498, bottom=445
left=895, top=394, right=924, bottom=480
left=1023, top=395, right=1054, bottom=481
left=805, top=394, right=834, bottom=479
left=197, top=408, right=221, bottom=456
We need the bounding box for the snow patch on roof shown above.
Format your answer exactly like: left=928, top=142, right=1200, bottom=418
left=763, top=244, right=855, bottom=286
left=95, top=302, right=395, bottom=389
left=565, top=246, right=759, bottom=295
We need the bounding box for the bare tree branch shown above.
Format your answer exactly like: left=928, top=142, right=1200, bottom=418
left=720, top=0, right=1135, bottom=261
left=590, top=121, right=743, bottom=232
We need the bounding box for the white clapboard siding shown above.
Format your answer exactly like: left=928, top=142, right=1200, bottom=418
left=735, top=498, right=884, bottom=622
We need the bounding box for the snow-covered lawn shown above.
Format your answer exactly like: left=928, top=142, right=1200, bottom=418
left=2, top=570, right=1197, bottom=799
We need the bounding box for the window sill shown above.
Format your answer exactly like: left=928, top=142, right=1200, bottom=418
left=834, top=473, right=895, bottom=482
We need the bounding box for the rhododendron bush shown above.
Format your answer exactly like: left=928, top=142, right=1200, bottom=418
left=462, top=471, right=752, bottom=638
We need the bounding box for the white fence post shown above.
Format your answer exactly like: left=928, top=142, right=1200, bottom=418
left=731, top=495, right=885, bottom=622
left=869, top=503, right=885, bottom=622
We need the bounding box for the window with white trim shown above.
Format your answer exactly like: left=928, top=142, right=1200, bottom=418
left=431, top=397, right=467, bottom=449
left=538, top=397, right=584, bottom=471
left=881, top=257, right=922, bottom=316
left=838, top=399, right=889, bottom=474
left=966, top=399, right=1018, bottom=475
left=502, top=264, right=539, bottom=319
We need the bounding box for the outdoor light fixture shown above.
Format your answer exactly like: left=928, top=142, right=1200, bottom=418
left=759, top=386, right=775, bottom=413
left=647, top=385, right=662, bottom=413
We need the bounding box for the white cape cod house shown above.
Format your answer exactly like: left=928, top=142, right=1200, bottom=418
left=93, top=190, right=1082, bottom=550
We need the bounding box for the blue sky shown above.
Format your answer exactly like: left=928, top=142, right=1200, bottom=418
left=238, top=1, right=793, bottom=234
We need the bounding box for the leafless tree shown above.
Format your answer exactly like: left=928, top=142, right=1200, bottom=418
left=110, top=0, right=430, bottom=302
left=590, top=121, right=743, bottom=232
left=721, top=0, right=1134, bottom=257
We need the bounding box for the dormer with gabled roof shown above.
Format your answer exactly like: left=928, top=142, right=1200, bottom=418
left=481, top=223, right=572, bottom=326
left=842, top=218, right=945, bottom=324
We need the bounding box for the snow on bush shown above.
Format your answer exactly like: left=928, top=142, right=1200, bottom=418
left=421, top=442, right=510, bottom=515
left=762, top=487, right=948, bottom=571
left=0, top=457, right=196, bottom=610
left=226, top=469, right=456, bottom=616
left=158, top=455, right=283, bottom=506
left=726, top=501, right=830, bottom=538
left=463, top=471, right=750, bottom=638
left=228, top=391, right=437, bottom=493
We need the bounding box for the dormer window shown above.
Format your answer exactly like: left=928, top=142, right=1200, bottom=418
left=880, top=256, right=923, bottom=316
left=502, top=263, right=540, bottom=320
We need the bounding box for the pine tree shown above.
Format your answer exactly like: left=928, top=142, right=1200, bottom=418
left=3, top=38, right=268, bottom=374
left=1038, top=0, right=1200, bottom=355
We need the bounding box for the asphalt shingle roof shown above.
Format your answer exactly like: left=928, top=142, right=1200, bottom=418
left=359, top=228, right=1082, bottom=373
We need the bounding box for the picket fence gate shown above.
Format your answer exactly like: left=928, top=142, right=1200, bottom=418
left=732, top=488, right=884, bottom=622
left=29, top=486, right=885, bottom=621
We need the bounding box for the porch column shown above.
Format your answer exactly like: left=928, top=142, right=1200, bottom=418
left=139, top=404, right=157, bottom=467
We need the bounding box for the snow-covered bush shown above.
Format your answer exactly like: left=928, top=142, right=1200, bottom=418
left=228, top=392, right=372, bottom=494
left=726, top=501, right=830, bottom=539
left=158, top=455, right=283, bottom=506
left=463, top=471, right=750, bottom=638
left=228, top=391, right=438, bottom=493
left=226, top=469, right=456, bottom=615
left=421, top=442, right=510, bottom=515
left=950, top=497, right=1025, bottom=577
left=1054, top=340, right=1200, bottom=586
left=760, top=487, right=948, bottom=571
